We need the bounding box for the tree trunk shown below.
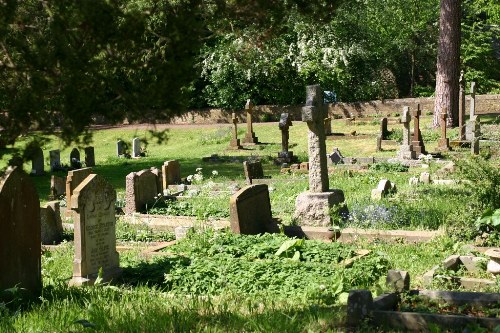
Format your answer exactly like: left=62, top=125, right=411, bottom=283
left=433, top=0, right=461, bottom=128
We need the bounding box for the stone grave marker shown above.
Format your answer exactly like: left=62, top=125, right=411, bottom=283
left=150, top=166, right=163, bottom=195
left=116, top=140, right=125, bottom=157
left=31, top=147, right=44, bottom=176
left=49, top=149, right=61, bottom=171
left=229, top=184, right=272, bottom=235
left=243, top=160, right=264, bottom=185
left=50, top=175, right=66, bottom=199
left=40, top=201, right=63, bottom=244
left=470, top=81, right=476, bottom=118
left=398, top=106, right=415, bottom=159
left=324, top=117, right=332, bottom=136
left=380, top=117, right=389, bottom=139
left=329, top=147, right=344, bottom=165
left=65, top=167, right=93, bottom=218
left=242, top=99, right=259, bottom=145
left=470, top=117, right=481, bottom=155
left=411, top=104, right=426, bottom=156
left=70, top=148, right=81, bottom=168
left=229, top=113, right=242, bottom=149
left=294, top=85, right=345, bottom=227
left=125, top=169, right=160, bottom=214
left=277, top=113, right=295, bottom=163
left=69, top=174, right=121, bottom=286
left=84, top=146, right=95, bottom=167
left=0, top=167, right=42, bottom=296
left=458, top=71, right=466, bottom=141
left=161, top=160, right=181, bottom=190
left=437, top=113, right=450, bottom=151
left=371, top=179, right=396, bottom=200
left=132, top=138, right=141, bottom=158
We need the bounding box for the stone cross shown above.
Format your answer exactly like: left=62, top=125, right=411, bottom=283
left=470, top=81, right=476, bottom=118
left=438, top=112, right=450, bottom=151
left=458, top=71, right=466, bottom=141
left=229, top=113, right=242, bottom=149
left=411, top=104, right=426, bottom=155
left=31, top=147, right=44, bottom=176
left=398, top=106, right=415, bottom=159
left=69, top=174, right=121, bottom=286
left=301, top=85, right=329, bottom=192
left=49, top=149, right=61, bottom=172
left=277, top=113, right=294, bottom=163
left=132, top=138, right=141, bottom=158
left=0, top=167, right=42, bottom=296
left=84, top=146, right=95, bottom=167
left=242, top=99, right=259, bottom=144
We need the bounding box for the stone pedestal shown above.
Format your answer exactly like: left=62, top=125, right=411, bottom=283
left=293, top=190, right=345, bottom=227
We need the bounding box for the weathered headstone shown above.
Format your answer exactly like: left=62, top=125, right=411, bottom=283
left=31, top=147, right=44, bottom=176
left=150, top=167, right=163, bottom=195
left=398, top=106, right=415, bottom=159
left=420, top=172, right=431, bottom=184
left=277, top=113, right=295, bottom=163
left=243, top=160, right=264, bottom=185
left=376, top=135, right=382, bottom=152
left=40, top=201, right=63, bottom=245
left=49, top=149, right=61, bottom=171
left=70, top=148, right=80, bottom=168
left=65, top=167, right=93, bottom=218
left=470, top=81, right=476, bottom=118
left=324, top=117, right=332, bottom=136
left=347, top=290, right=373, bottom=326
left=380, top=117, right=389, bottom=139
left=132, top=138, right=141, bottom=158
left=116, top=140, right=125, bottom=157
left=229, top=184, right=272, bottom=235
left=0, top=167, right=42, bottom=296
left=411, top=104, right=426, bottom=155
left=161, top=160, right=181, bottom=190
left=470, top=116, right=481, bottom=155
left=437, top=113, right=450, bottom=151
left=69, top=174, right=122, bottom=286
left=458, top=71, right=466, bottom=141
left=84, top=146, right=95, bottom=167
left=371, top=179, right=396, bottom=200
left=294, top=85, right=345, bottom=227
left=386, top=270, right=410, bottom=292
left=125, top=169, right=160, bottom=214
left=229, top=113, right=242, bottom=149
left=50, top=175, right=66, bottom=199
left=329, top=147, right=344, bottom=165
left=242, top=99, right=259, bottom=145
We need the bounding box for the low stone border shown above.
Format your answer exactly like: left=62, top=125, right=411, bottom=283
left=121, top=214, right=230, bottom=232
left=140, top=240, right=177, bottom=260
left=338, top=228, right=442, bottom=243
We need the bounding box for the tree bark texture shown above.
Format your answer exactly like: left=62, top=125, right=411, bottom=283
left=433, top=0, right=461, bottom=128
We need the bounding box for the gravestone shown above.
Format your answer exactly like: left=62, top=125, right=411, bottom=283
left=40, top=201, right=63, bottom=245
left=69, top=174, right=121, bottom=286
left=31, top=147, right=44, bottom=176
left=150, top=167, right=163, bottom=195
left=470, top=117, right=481, bottom=155
left=229, top=184, right=272, bottom=235
left=50, top=175, right=66, bottom=199
left=458, top=71, right=466, bottom=141
left=277, top=113, right=295, bottom=163
left=380, top=117, right=389, bottom=139
left=398, top=106, right=415, bottom=159
left=70, top=148, right=81, bottom=168
left=116, top=140, right=125, bottom=157
left=243, top=160, right=264, bottom=185
left=65, top=167, right=93, bottom=218
left=329, top=147, right=344, bottom=165
left=125, top=169, right=160, bottom=214
left=161, top=160, right=181, bottom=190
left=242, top=99, right=259, bottom=145
left=411, top=104, right=426, bottom=156
left=132, top=138, right=141, bottom=158
left=84, top=146, right=95, bottom=167
left=294, top=85, right=345, bottom=227
left=376, top=135, right=382, bottom=152
left=229, top=113, right=242, bottom=149
left=324, top=117, right=332, bottom=136
left=437, top=113, right=450, bottom=151
left=49, top=149, right=61, bottom=171
left=470, top=81, right=476, bottom=118
left=0, top=167, right=42, bottom=296
left=371, top=179, right=396, bottom=200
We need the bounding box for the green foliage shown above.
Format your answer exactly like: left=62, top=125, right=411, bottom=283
left=369, top=162, right=409, bottom=172
left=115, top=221, right=175, bottom=242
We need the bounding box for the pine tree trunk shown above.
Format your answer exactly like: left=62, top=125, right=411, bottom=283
left=433, top=0, right=461, bottom=128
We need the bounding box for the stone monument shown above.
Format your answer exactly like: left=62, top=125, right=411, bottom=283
left=398, top=106, right=415, bottom=159
left=132, top=138, right=141, bottom=158
left=411, top=104, right=426, bottom=156
left=276, top=113, right=295, bottom=163
left=84, top=146, right=95, bottom=167
left=40, top=201, right=63, bottom=245
left=70, top=148, right=80, bottom=168
left=162, top=160, right=181, bottom=190
left=229, top=113, right=242, bottom=149
left=116, top=140, right=125, bottom=157
left=437, top=113, right=450, bottom=151
left=242, top=99, right=259, bottom=145
left=243, top=160, right=264, bottom=185
left=470, top=116, right=481, bottom=155
left=31, top=147, right=44, bottom=176
left=65, top=167, right=93, bottom=218
left=69, top=174, right=121, bottom=286
left=293, top=85, right=345, bottom=227
left=49, top=149, right=61, bottom=171
left=229, top=184, right=272, bottom=235
left=324, top=117, right=332, bottom=136
left=459, top=71, right=466, bottom=141
left=0, top=167, right=42, bottom=296
left=125, top=169, right=160, bottom=214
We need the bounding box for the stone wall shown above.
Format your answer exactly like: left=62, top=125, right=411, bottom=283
left=167, top=94, right=500, bottom=124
